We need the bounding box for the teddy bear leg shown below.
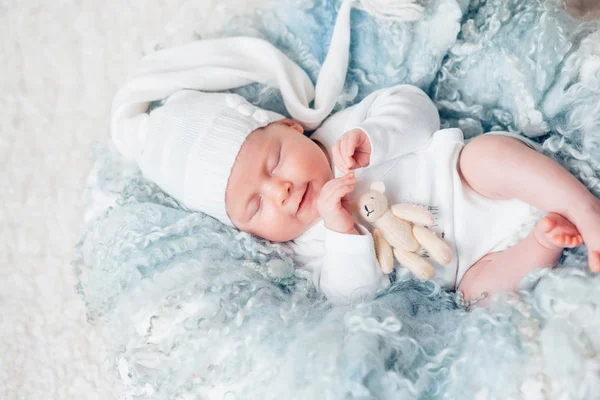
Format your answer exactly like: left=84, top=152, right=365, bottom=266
left=393, top=248, right=435, bottom=280
left=373, top=228, right=394, bottom=274
left=412, top=226, right=453, bottom=265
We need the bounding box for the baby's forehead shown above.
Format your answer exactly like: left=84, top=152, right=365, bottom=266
left=238, top=128, right=271, bottom=158
left=235, top=121, right=293, bottom=170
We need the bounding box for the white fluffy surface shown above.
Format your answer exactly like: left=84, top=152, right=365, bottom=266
left=0, top=1, right=268, bottom=398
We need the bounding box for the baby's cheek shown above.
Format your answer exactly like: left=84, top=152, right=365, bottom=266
left=258, top=212, right=296, bottom=242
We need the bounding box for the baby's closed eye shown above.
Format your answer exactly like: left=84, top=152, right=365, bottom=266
left=268, top=142, right=282, bottom=174
left=248, top=196, right=261, bottom=219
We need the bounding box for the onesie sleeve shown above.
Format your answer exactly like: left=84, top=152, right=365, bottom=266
left=345, top=84, right=440, bottom=167
left=319, top=224, right=391, bottom=305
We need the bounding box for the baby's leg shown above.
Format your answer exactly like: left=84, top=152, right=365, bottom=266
left=458, top=213, right=581, bottom=301
left=458, top=134, right=600, bottom=271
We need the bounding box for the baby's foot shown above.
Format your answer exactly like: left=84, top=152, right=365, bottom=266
left=533, top=213, right=583, bottom=250
left=571, top=198, right=600, bottom=272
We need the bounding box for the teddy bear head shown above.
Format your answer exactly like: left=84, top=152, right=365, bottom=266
left=357, top=181, right=388, bottom=223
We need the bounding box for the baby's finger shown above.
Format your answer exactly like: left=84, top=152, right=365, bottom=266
left=320, top=175, right=352, bottom=198
left=353, top=150, right=370, bottom=168
left=342, top=171, right=356, bottom=182
left=321, top=177, right=355, bottom=203
left=343, top=137, right=356, bottom=168
left=331, top=181, right=355, bottom=202
left=333, top=174, right=356, bottom=194
left=332, top=141, right=348, bottom=173
left=343, top=136, right=357, bottom=162
left=341, top=195, right=353, bottom=209
left=337, top=139, right=353, bottom=172
left=340, top=135, right=349, bottom=156
left=346, top=157, right=359, bottom=170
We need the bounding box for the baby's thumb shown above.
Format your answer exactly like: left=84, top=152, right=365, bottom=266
left=334, top=156, right=352, bottom=173
left=341, top=197, right=357, bottom=214
left=346, top=157, right=360, bottom=171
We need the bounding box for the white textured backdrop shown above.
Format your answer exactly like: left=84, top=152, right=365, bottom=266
left=0, top=1, right=268, bottom=398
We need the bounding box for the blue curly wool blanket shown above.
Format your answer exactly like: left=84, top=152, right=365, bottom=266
left=74, top=0, right=600, bottom=398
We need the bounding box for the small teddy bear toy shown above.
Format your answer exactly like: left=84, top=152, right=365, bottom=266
left=357, top=181, right=453, bottom=280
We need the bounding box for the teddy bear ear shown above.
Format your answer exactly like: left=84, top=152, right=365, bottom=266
left=370, top=181, right=386, bottom=193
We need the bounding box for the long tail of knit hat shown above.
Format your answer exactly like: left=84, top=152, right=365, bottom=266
left=110, top=0, right=423, bottom=226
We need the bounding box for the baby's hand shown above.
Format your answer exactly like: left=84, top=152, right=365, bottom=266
left=317, top=173, right=358, bottom=234
left=333, top=128, right=372, bottom=174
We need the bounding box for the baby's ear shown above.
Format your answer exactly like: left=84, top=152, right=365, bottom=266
left=279, top=118, right=304, bottom=134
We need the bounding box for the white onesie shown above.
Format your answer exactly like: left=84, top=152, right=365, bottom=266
left=284, top=84, right=544, bottom=305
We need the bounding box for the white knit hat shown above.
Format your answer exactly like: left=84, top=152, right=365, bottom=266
left=110, top=0, right=423, bottom=227
left=138, top=90, right=285, bottom=226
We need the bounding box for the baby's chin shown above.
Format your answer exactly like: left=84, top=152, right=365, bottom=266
left=262, top=229, right=304, bottom=243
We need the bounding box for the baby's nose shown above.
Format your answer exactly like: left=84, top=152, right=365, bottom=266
left=277, top=181, right=292, bottom=206
left=268, top=179, right=292, bottom=206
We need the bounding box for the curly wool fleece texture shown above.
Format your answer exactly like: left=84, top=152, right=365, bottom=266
left=74, top=0, right=600, bottom=398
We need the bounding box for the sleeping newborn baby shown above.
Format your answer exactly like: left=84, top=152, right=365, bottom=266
left=109, top=0, right=600, bottom=306
left=137, top=85, right=600, bottom=305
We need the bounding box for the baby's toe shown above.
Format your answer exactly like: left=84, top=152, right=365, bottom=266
left=552, top=234, right=567, bottom=245
left=565, top=236, right=578, bottom=248
left=567, top=234, right=584, bottom=248
left=589, top=251, right=600, bottom=272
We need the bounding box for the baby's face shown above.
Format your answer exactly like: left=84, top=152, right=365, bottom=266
left=225, top=119, right=333, bottom=242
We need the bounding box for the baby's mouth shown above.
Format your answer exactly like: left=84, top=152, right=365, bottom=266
left=297, top=183, right=309, bottom=215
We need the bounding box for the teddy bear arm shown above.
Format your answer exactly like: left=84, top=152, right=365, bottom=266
left=412, top=225, right=453, bottom=265
left=372, top=228, right=394, bottom=274
left=390, top=203, right=435, bottom=226
left=377, top=212, right=419, bottom=251
left=393, top=248, right=435, bottom=280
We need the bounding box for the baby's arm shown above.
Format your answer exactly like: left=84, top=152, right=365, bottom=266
left=344, top=84, right=440, bottom=167
left=315, top=172, right=389, bottom=304
left=319, top=225, right=391, bottom=305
